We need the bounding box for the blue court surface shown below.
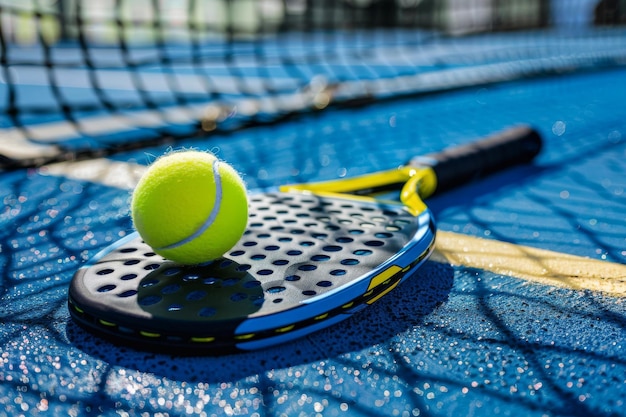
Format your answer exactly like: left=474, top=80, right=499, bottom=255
left=2, top=27, right=626, bottom=417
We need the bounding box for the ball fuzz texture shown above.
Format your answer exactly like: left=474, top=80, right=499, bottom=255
left=131, top=150, right=248, bottom=265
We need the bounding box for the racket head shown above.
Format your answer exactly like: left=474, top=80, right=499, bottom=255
left=68, top=191, right=435, bottom=353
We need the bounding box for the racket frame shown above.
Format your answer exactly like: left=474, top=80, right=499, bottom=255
left=68, top=184, right=436, bottom=352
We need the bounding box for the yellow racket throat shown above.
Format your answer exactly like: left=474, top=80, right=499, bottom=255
left=280, top=166, right=437, bottom=216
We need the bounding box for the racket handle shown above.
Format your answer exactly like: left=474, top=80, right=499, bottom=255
left=409, top=125, right=542, bottom=194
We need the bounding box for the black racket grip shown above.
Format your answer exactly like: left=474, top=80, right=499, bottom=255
left=409, top=125, right=542, bottom=194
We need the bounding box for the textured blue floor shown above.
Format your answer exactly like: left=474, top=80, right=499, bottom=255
left=2, top=66, right=626, bottom=416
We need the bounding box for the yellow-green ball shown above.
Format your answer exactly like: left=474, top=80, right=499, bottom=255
left=131, top=150, right=248, bottom=265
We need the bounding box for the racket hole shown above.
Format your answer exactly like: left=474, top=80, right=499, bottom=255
left=167, top=303, right=183, bottom=312
left=371, top=216, right=386, bottom=223
left=298, top=264, right=317, bottom=271
left=183, top=274, right=200, bottom=281
left=336, top=237, right=354, bottom=243
left=285, top=275, right=301, bottom=281
left=237, top=264, right=252, bottom=271
left=223, top=278, right=240, bottom=287
left=123, top=259, right=140, bottom=266
left=141, top=279, right=159, bottom=288
left=341, top=259, right=359, bottom=266
left=312, top=233, right=328, bottom=240
left=311, top=255, right=330, bottom=262
left=290, top=229, right=305, bottom=235
left=349, top=229, right=364, bottom=235
left=354, top=249, right=373, bottom=256
left=382, top=210, right=400, bottom=216
left=258, top=233, right=271, bottom=239
left=317, top=280, right=333, bottom=287
left=144, top=264, right=160, bottom=271
left=230, top=250, right=245, bottom=256
left=264, top=245, right=279, bottom=251
left=161, top=284, right=181, bottom=294
left=322, top=245, right=342, bottom=252
left=317, top=216, right=331, bottom=223
left=263, top=216, right=277, bottom=221
left=270, top=226, right=285, bottom=231
left=243, top=241, right=257, bottom=247
left=96, top=268, right=114, bottom=276
left=144, top=252, right=157, bottom=257
left=295, top=213, right=310, bottom=218
left=394, top=220, right=411, bottom=226
left=97, top=284, right=116, bottom=292
left=272, top=259, right=289, bottom=266
left=120, top=273, right=138, bottom=281
left=267, top=286, right=286, bottom=294
left=251, top=254, right=266, bottom=260
left=230, top=293, right=248, bottom=302
left=385, top=226, right=401, bottom=232
left=299, top=241, right=315, bottom=247
left=118, top=290, right=137, bottom=298
left=250, top=222, right=263, bottom=228
left=338, top=219, right=352, bottom=225
left=287, top=250, right=303, bottom=256
left=139, top=296, right=161, bottom=306
left=365, top=240, right=384, bottom=247
left=186, top=290, right=207, bottom=301
left=330, top=270, right=346, bottom=276
left=360, top=222, right=376, bottom=228
left=302, top=290, right=316, bottom=296
left=278, top=237, right=293, bottom=242
left=375, top=232, right=393, bottom=239
left=258, top=269, right=274, bottom=276
left=360, top=207, right=375, bottom=212
left=273, top=298, right=283, bottom=304
left=198, top=307, right=216, bottom=317
left=219, top=260, right=233, bottom=268
left=120, top=248, right=137, bottom=253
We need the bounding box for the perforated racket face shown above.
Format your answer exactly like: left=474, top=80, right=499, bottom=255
left=69, top=192, right=435, bottom=352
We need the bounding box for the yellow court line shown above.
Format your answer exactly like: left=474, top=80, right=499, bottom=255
left=42, top=158, right=626, bottom=297
left=433, top=231, right=626, bottom=297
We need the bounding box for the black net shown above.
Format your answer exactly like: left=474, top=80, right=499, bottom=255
left=1, top=0, right=625, bottom=168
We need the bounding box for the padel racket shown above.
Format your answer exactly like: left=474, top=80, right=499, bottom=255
left=68, top=125, right=542, bottom=353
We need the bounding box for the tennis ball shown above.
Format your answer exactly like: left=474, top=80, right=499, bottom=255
left=131, top=150, right=248, bottom=265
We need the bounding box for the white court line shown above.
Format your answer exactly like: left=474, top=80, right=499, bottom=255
left=41, top=157, right=147, bottom=190
left=9, top=67, right=300, bottom=95
left=0, top=105, right=207, bottom=162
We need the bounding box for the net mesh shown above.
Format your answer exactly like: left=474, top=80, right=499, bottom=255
left=1, top=0, right=626, bottom=168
